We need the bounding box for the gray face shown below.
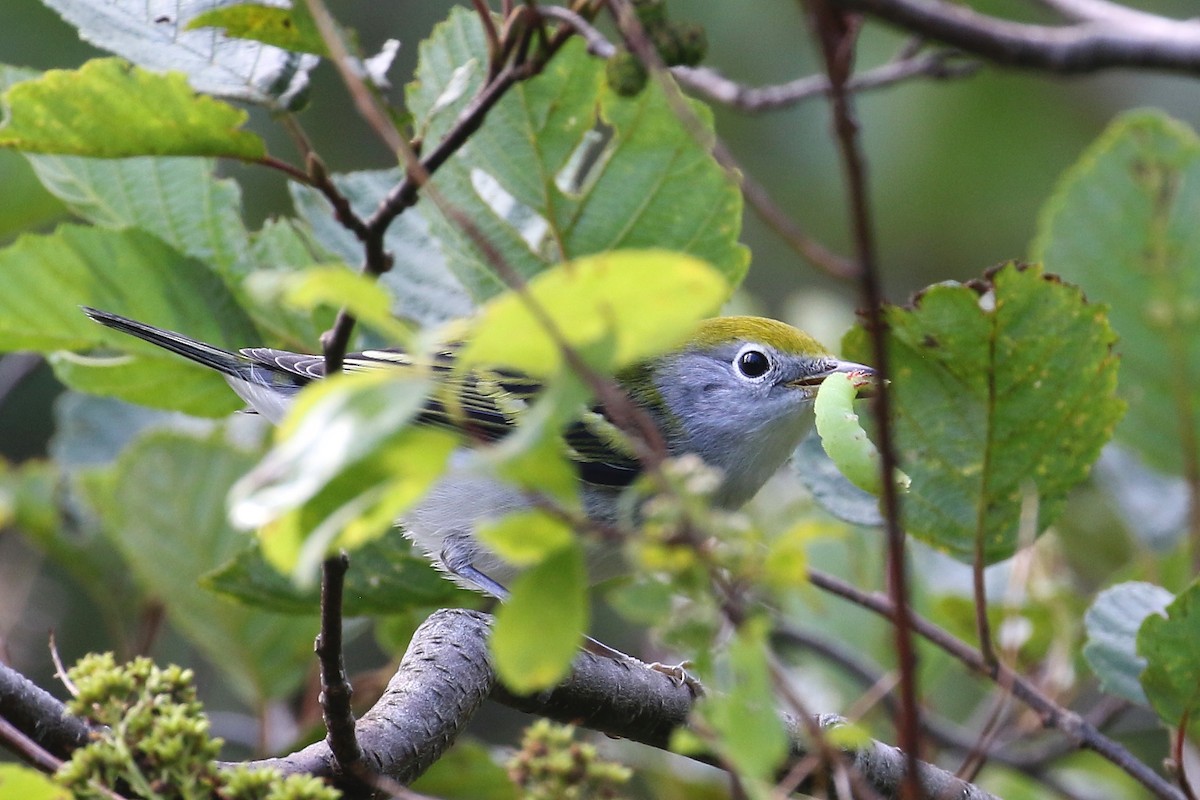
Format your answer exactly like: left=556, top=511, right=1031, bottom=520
left=650, top=340, right=838, bottom=508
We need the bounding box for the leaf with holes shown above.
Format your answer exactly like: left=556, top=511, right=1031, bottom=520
left=406, top=8, right=747, bottom=299
left=843, top=263, right=1124, bottom=563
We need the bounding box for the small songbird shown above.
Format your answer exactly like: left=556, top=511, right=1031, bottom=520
left=81, top=307, right=871, bottom=602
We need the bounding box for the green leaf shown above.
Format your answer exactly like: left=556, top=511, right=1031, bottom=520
left=0, top=764, right=69, bottom=800
left=0, top=58, right=265, bottom=158
left=80, top=431, right=315, bottom=704
left=1034, top=111, right=1200, bottom=476
left=231, top=371, right=433, bottom=527
left=241, top=220, right=332, bottom=348
left=460, top=249, right=729, bottom=375
left=844, top=263, right=1124, bottom=563
left=407, top=10, right=748, bottom=299
left=289, top=169, right=474, bottom=326
left=282, top=266, right=414, bottom=342
left=187, top=4, right=327, bottom=56
left=1138, top=581, right=1200, bottom=740
left=477, top=509, right=574, bottom=568
left=1083, top=581, right=1173, bottom=705
left=700, top=617, right=787, bottom=781
left=229, top=372, right=459, bottom=582
left=480, top=372, right=590, bottom=509
left=0, top=65, right=40, bottom=93
left=41, top=0, right=316, bottom=108
left=0, top=225, right=258, bottom=415
left=27, top=155, right=251, bottom=276
left=410, top=741, right=517, bottom=800
left=0, top=458, right=55, bottom=535
left=492, top=542, right=587, bottom=693
left=0, top=67, right=65, bottom=241
left=202, top=532, right=467, bottom=615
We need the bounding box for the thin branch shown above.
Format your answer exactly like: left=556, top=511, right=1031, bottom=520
left=834, top=0, right=1200, bottom=74
left=1175, top=714, right=1199, bottom=800
left=676, top=49, right=979, bottom=111
left=775, top=624, right=1135, bottom=778
left=804, top=5, right=922, bottom=797
left=0, top=715, right=63, bottom=774
left=540, top=4, right=980, bottom=112
left=1027, top=0, right=1189, bottom=28
left=471, top=0, right=504, bottom=77
left=739, top=170, right=861, bottom=279
left=316, top=553, right=361, bottom=775
left=808, top=568, right=1187, bottom=800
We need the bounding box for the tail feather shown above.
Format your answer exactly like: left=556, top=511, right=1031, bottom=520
left=80, top=306, right=245, bottom=378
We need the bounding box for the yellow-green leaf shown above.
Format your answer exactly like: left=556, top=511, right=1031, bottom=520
left=477, top=509, right=574, bottom=568
left=459, top=249, right=728, bottom=376
left=0, top=58, right=264, bottom=158
left=188, top=4, right=327, bottom=56
left=0, top=764, right=69, bottom=800
left=283, top=266, right=414, bottom=342
left=492, top=543, right=587, bottom=692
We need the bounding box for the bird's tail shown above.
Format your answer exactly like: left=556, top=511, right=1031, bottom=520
left=81, top=307, right=245, bottom=378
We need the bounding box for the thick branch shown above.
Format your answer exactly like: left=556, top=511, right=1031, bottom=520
left=0, top=662, right=92, bottom=760
left=2, top=610, right=996, bottom=799
left=835, top=0, right=1200, bottom=74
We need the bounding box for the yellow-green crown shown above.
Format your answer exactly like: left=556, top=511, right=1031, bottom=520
left=687, top=316, right=831, bottom=357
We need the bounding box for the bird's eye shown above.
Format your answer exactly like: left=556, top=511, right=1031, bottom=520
left=736, top=348, right=771, bottom=379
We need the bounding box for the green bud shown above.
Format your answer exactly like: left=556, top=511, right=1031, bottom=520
left=672, top=22, right=708, bottom=67
left=605, top=50, right=648, bottom=97
left=650, top=24, right=685, bottom=66
left=653, top=22, right=708, bottom=67
left=631, top=0, right=668, bottom=27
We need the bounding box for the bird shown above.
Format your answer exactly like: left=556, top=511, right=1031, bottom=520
left=80, top=306, right=872, bottom=605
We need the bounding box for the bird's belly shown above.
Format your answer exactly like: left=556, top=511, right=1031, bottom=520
left=400, top=454, right=530, bottom=589
left=399, top=451, right=626, bottom=593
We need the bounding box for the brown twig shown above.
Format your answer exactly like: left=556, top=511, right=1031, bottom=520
left=601, top=0, right=865, bottom=280
left=316, top=553, right=362, bottom=775
left=675, top=49, right=979, bottom=111
left=808, top=568, right=1187, bottom=800
left=541, top=4, right=979, bottom=112
left=0, top=715, right=63, bottom=774
left=803, top=4, right=922, bottom=797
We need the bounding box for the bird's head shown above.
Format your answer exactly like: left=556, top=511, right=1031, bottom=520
left=629, top=316, right=874, bottom=507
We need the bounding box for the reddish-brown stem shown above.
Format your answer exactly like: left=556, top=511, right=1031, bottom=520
left=804, top=4, right=922, bottom=796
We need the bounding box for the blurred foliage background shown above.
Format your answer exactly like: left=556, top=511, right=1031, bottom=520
left=2, top=0, right=1199, bottom=793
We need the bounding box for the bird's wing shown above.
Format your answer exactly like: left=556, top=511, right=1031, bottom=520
left=244, top=346, right=645, bottom=489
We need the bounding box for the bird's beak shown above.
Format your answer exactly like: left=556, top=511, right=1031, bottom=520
left=790, top=360, right=878, bottom=396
